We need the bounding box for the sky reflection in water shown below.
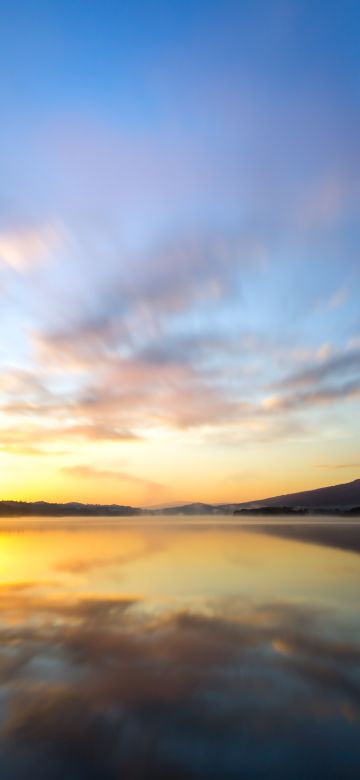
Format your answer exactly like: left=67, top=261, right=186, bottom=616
left=0, top=517, right=359, bottom=779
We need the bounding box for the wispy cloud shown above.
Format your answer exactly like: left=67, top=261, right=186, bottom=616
left=61, top=463, right=166, bottom=499
left=275, top=347, right=360, bottom=390
left=315, top=462, right=360, bottom=471
left=0, top=223, right=62, bottom=272
left=328, top=287, right=349, bottom=310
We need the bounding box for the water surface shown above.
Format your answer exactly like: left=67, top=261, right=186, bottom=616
left=0, top=516, right=359, bottom=779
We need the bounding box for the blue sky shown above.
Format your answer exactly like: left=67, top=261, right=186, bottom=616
left=0, top=0, right=359, bottom=504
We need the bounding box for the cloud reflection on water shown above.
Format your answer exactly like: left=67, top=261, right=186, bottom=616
left=0, top=522, right=359, bottom=778
left=0, top=592, right=358, bottom=776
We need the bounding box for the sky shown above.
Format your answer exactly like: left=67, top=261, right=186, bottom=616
left=0, top=0, right=359, bottom=506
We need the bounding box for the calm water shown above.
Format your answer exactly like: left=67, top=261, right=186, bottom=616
left=0, top=516, right=359, bottom=779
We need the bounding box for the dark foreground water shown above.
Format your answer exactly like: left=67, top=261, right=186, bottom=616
left=0, top=516, right=359, bottom=779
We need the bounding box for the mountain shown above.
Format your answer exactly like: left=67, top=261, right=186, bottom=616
left=0, top=501, right=140, bottom=517
left=151, top=479, right=360, bottom=515
left=154, top=502, right=218, bottom=516
left=148, top=480, right=360, bottom=515
left=0, top=479, right=359, bottom=517
left=227, top=478, right=360, bottom=513
left=144, top=500, right=195, bottom=510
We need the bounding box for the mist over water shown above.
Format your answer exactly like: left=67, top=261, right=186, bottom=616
left=0, top=517, right=359, bottom=779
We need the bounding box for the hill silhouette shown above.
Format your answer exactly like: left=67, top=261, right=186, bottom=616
left=0, top=479, right=359, bottom=517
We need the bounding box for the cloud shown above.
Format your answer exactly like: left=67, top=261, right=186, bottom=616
left=0, top=423, right=139, bottom=457
left=315, top=462, right=360, bottom=470
left=61, top=463, right=167, bottom=499
left=262, top=379, right=360, bottom=413
left=328, top=287, right=349, bottom=310
left=30, top=227, right=265, bottom=369
left=297, top=172, right=355, bottom=232
left=0, top=587, right=359, bottom=778
left=61, top=423, right=139, bottom=442
left=1, top=338, right=358, bottom=456
left=276, top=347, right=360, bottom=390
left=0, top=220, right=357, bottom=452
left=32, top=316, right=126, bottom=370
left=70, top=359, right=241, bottom=431
left=260, top=345, right=360, bottom=416
left=0, top=223, right=62, bottom=272
left=0, top=367, right=52, bottom=403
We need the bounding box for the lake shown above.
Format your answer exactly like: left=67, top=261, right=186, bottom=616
left=0, top=516, right=359, bottom=779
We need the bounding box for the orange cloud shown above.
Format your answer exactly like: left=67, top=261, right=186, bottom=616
left=0, top=223, right=62, bottom=272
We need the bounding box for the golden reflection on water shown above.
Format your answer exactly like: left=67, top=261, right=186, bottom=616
left=0, top=517, right=359, bottom=779
left=0, top=517, right=359, bottom=606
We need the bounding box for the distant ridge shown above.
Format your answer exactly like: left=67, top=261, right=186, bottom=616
left=227, top=478, right=360, bottom=512
left=155, top=479, right=360, bottom=515
left=0, top=500, right=140, bottom=517
left=0, top=479, right=359, bottom=517
left=155, top=502, right=215, bottom=516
